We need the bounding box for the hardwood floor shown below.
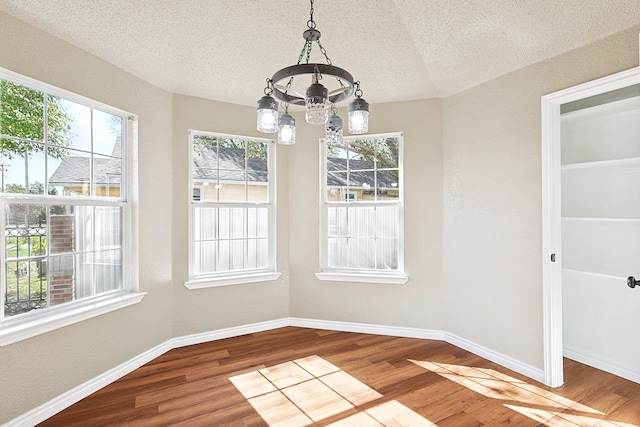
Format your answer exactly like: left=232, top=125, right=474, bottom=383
left=38, top=327, right=640, bottom=426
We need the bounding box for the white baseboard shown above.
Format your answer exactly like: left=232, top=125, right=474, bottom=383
left=289, top=317, right=445, bottom=340
left=564, top=346, right=640, bottom=384
left=170, top=318, right=290, bottom=349
left=4, top=340, right=174, bottom=427
left=289, top=318, right=544, bottom=383
left=445, top=332, right=545, bottom=383
left=4, top=317, right=544, bottom=427
left=3, top=319, right=288, bottom=427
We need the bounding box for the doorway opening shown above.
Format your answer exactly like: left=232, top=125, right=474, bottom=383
left=542, top=66, right=640, bottom=387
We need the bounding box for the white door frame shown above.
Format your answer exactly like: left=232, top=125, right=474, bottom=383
left=541, top=66, right=640, bottom=387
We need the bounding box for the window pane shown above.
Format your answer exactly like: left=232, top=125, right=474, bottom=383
left=219, top=138, right=246, bottom=171
left=4, top=259, right=47, bottom=317
left=231, top=240, right=245, bottom=270
left=4, top=202, right=47, bottom=233
left=348, top=238, right=376, bottom=269
left=247, top=238, right=268, bottom=269
left=350, top=171, right=374, bottom=201
left=93, top=154, right=121, bottom=199
left=327, top=172, right=348, bottom=201
left=323, top=134, right=402, bottom=273
left=348, top=206, right=375, bottom=238
left=327, top=237, right=348, bottom=268
left=377, top=170, right=399, bottom=200
left=248, top=140, right=268, bottom=171
left=194, top=241, right=217, bottom=275
left=247, top=180, right=268, bottom=202
left=326, top=141, right=348, bottom=168
left=94, top=206, right=122, bottom=250
left=248, top=207, right=268, bottom=239
left=48, top=148, right=91, bottom=197
left=217, top=240, right=231, bottom=271
left=376, top=137, right=399, bottom=169
left=3, top=202, right=49, bottom=317
left=95, top=249, right=123, bottom=294
left=52, top=98, right=90, bottom=151
left=93, top=109, right=122, bottom=157
left=1, top=144, right=46, bottom=194
left=194, top=206, right=217, bottom=240
left=218, top=172, right=247, bottom=202
left=377, top=205, right=399, bottom=238
left=377, top=238, right=398, bottom=270
left=72, top=252, right=93, bottom=300
left=218, top=208, right=231, bottom=239
left=0, top=80, right=44, bottom=142
left=327, top=207, right=347, bottom=237
left=230, top=207, right=246, bottom=239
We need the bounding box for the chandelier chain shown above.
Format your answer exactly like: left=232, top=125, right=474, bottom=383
left=354, top=81, right=363, bottom=98
left=317, top=40, right=332, bottom=65
left=305, top=39, right=313, bottom=64
left=308, top=0, right=315, bottom=28
left=263, top=78, right=273, bottom=96
left=259, top=0, right=361, bottom=109
left=297, top=41, right=309, bottom=65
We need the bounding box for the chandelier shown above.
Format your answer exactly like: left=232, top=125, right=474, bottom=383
left=256, top=0, right=369, bottom=145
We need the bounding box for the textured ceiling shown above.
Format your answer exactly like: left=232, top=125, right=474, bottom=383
left=1, top=0, right=639, bottom=106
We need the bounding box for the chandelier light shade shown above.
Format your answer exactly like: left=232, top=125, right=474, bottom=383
left=305, top=82, right=329, bottom=125
left=325, top=109, right=343, bottom=145
left=278, top=112, right=296, bottom=145
left=348, top=95, right=369, bottom=134
left=256, top=94, right=279, bottom=133
left=256, top=0, right=369, bottom=141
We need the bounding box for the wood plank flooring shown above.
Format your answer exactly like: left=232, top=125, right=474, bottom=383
left=37, top=327, right=640, bottom=426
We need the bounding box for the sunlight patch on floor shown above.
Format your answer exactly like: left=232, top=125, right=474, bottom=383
left=229, top=355, right=436, bottom=426
left=410, top=359, right=636, bottom=427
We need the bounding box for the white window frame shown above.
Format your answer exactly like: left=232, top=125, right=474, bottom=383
left=317, top=132, right=408, bottom=284
left=185, top=131, right=280, bottom=289
left=0, top=67, right=143, bottom=346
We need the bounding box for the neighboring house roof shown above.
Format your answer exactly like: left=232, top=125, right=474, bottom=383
left=326, top=157, right=398, bottom=188
left=49, top=157, right=121, bottom=186
left=49, top=142, right=397, bottom=189
left=49, top=137, right=122, bottom=186
left=192, top=146, right=268, bottom=183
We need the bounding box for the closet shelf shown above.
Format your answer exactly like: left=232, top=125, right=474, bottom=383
left=561, top=217, right=640, bottom=222
left=561, top=156, right=640, bottom=170
left=562, top=268, right=626, bottom=281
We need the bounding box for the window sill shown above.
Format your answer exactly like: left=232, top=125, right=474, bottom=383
left=185, top=271, right=282, bottom=289
left=315, top=272, right=409, bottom=285
left=0, top=292, right=146, bottom=347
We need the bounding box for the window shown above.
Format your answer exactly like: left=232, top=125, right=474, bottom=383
left=317, top=133, right=407, bottom=284
left=186, top=131, right=279, bottom=288
left=0, top=68, right=142, bottom=345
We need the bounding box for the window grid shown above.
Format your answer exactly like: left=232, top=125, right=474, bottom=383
left=1, top=69, right=132, bottom=321
left=321, top=133, right=404, bottom=275
left=189, top=132, right=275, bottom=281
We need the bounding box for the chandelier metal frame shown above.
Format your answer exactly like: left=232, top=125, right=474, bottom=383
left=256, top=0, right=369, bottom=142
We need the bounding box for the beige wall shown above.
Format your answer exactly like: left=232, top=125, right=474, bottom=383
left=442, top=26, right=640, bottom=368
left=288, top=100, right=445, bottom=329
left=0, top=11, right=174, bottom=422
left=171, top=94, right=290, bottom=337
